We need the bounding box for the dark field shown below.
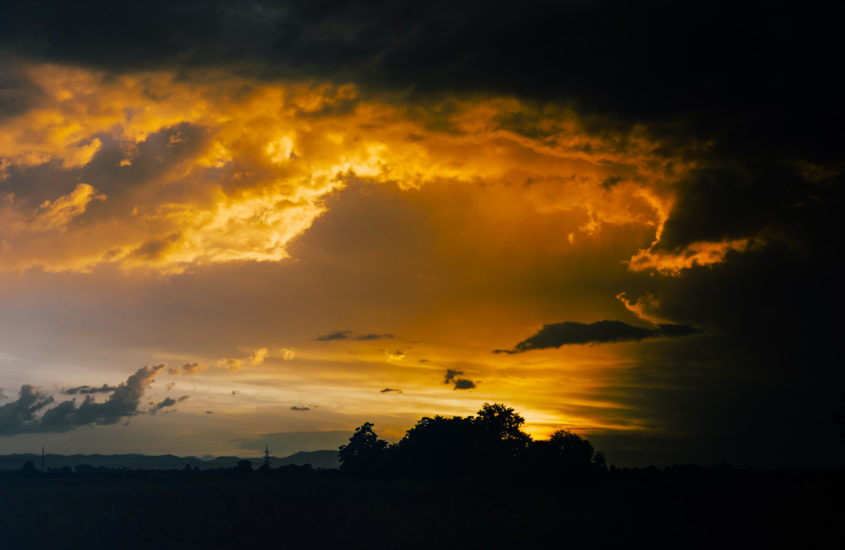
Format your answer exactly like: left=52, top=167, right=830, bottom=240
left=1, top=468, right=842, bottom=549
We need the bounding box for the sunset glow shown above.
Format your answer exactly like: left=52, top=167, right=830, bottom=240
left=1, top=3, right=840, bottom=469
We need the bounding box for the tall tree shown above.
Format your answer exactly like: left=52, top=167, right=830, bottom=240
left=338, top=422, right=388, bottom=474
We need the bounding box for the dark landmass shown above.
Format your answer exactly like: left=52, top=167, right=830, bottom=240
left=0, top=465, right=841, bottom=550
left=0, top=449, right=339, bottom=471
left=2, top=403, right=841, bottom=548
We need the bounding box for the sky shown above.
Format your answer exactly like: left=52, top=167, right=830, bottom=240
left=0, top=1, right=842, bottom=467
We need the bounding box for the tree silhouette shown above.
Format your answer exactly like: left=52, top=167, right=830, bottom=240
left=476, top=403, right=531, bottom=447
left=390, top=403, right=534, bottom=476
left=338, top=404, right=606, bottom=478
left=475, top=402, right=532, bottom=469
left=549, top=429, right=595, bottom=468
left=338, top=422, right=388, bottom=474
left=394, top=415, right=481, bottom=476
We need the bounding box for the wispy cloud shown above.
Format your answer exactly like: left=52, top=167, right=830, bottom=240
left=495, top=320, right=700, bottom=354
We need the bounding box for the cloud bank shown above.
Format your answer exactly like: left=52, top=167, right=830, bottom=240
left=0, top=364, right=170, bottom=435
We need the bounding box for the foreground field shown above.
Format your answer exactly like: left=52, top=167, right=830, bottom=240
left=1, top=469, right=842, bottom=549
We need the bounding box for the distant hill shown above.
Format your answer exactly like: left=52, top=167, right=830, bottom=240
left=0, top=450, right=339, bottom=471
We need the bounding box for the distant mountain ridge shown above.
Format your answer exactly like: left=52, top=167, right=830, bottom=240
left=0, top=450, right=339, bottom=471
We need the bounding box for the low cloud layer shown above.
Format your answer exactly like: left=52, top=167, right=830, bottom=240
left=0, top=364, right=169, bottom=435
left=496, top=321, right=700, bottom=354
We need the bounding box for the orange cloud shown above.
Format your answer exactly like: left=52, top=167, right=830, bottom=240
left=616, top=292, right=666, bottom=325
left=627, top=238, right=751, bottom=275
left=30, top=183, right=106, bottom=232
left=248, top=348, right=268, bottom=367
left=0, top=63, right=691, bottom=274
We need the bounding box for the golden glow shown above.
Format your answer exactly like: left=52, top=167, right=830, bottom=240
left=0, top=62, right=753, bottom=450
left=628, top=238, right=750, bottom=275
left=0, top=63, right=692, bottom=274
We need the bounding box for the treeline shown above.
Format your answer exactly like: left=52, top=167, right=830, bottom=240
left=338, top=403, right=606, bottom=477
left=0, top=459, right=322, bottom=480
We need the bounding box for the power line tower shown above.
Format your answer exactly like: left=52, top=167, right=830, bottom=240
left=263, top=443, right=271, bottom=469
left=41, top=445, right=46, bottom=473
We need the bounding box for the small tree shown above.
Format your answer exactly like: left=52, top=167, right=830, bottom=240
left=475, top=403, right=530, bottom=445
left=338, top=422, right=388, bottom=474
left=549, top=429, right=595, bottom=468
left=593, top=450, right=607, bottom=470
left=474, top=403, right=532, bottom=467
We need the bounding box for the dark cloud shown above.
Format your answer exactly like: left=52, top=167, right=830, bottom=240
left=355, top=333, right=395, bottom=341
left=290, top=406, right=310, bottom=411
left=315, top=330, right=352, bottom=341
left=0, top=66, right=42, bottom=120
left=3, top=3, right=835, bottom=283
left=496, top=321, right=699, bottom=354
left=442, top=369, right=476, bottom=390
left=0, top=385, right=54, bottom=435
left=452, top=379, right=476, bottom=390
left=380, top=388, right=402, bottom=393
left=1, top=2, right=838, bottom=147
left=443, top=369, right=463, bottom=384
left=600, top=176, right=623, bottom=190
left=315, top=330, right=395, bottom=341
left=62, top=384, right=118, bottom=395
left=655, top=324, right=701, bottom=337
left=150, top=395, right=189, bottom=414
left=580, top=328, right=845, bottom=468
left=0, top=364, right=166, bottom=435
